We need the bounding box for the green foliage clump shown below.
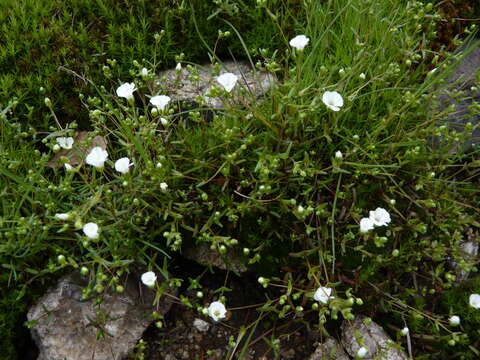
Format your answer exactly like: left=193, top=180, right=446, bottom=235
left=0, top=287, right=27, bottom=360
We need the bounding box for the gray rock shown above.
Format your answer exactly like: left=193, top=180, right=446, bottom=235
left=309, top=338, right=350, bottom=360
left=47, top=131, right=108, bottom=169
left=193, top=318, right=210, bottom=333
left=28, top=272, right=174, bottom=360
left=183, top=243, right=247, bottom=274
left=155, top=60, right=275, bottom=109
left=341, top=316, right=407, bottom=360
left=450, top=228, right=479, bottom=282
left=433, top=40, right=480, bottom=152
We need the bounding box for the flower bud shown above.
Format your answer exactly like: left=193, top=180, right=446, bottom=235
left=356, top=346, right=368, bottom=358
left=449, top=315, right=460, bottom=326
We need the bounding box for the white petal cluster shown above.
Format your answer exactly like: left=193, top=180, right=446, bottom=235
left=217, top=72, right=238, bottom=93
left=313, top=286, right=334, bottom=304
left=116, top=82, right=136, bottom=99
left=356, top=347, right=368, bottom=358
left=114, top=157, right=134, bottom=174
left=469, top=294, right=480, bottom=309
left=86, top=147, right=108, bottom=168
left=141, top=271, right=157, bottom=287
left=150, top=95, right=171, bottom=110
left=369, top=207, right=391, bottom=227
left=55, top=213, right=70, bottom=220
left=359, top=217, right=375, bottom=233
left=289, top=35, right=310, bottom=51
left=359, top=207, right=391, bottom=233
left=322, top=91, right=344, bottom=111
left=207, top=301, right=227, bottom=321
left=56, top=137, right=74, bottom=149
left=449, top=315, right=460, bottom=325
left=64, top=163, right=75, bottom=172
left=83, top=222, right=99, bottom=239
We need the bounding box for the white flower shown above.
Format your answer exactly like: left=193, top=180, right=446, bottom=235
left=160, top=117, right=168, bottom=125
left=207, top=301, right=227, bottom=322
left=176, top=63, right=182, bottom=71
left=369, top=207, right=391, bottom=227
left=469, top=294, right=480, bottom=309
left=83, top=222, right=99, bottom=239
left=322, top=91, right=344, bottom=111
left=216, top=72, right=238, bottom=93
left=116, top=82, right=136, bottom=99
left=55, top=213, right=70, bottom=220
left=359, top=72, right=366, bottom=80
left=449, top=315, right=460, bottom=325
left=335, top=150, right=343, bottom=159
left=360, top=217, right=375, bottom=233
left=401, top=327, right=409, bottom=336
left=289, top=35, right=310, bottom=51
left=150, top=95, right=171, bottom=110
left=356, top=346, right=368, bottom=358
left=313, top=286, right=334, bottom=304
left=141, top=271, right=157, bottom=287
left=56, top=137, right=74, bottom=149
left=86, top=147, right=108, bottom=168
left=140, top=68, right=149, bottom=77
left=114, top=157, right=134, bottom=174
left=64, top=163, right=74, bottom=172
left=160, top=182, right=168, bottom=191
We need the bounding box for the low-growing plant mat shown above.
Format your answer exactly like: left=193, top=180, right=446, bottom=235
left=1, top=0, right=480, bottom=359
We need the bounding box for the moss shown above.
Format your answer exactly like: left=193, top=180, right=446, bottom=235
left=0, top=280, right=28, bottom=360
left=0, top=0, right=302, bottom=129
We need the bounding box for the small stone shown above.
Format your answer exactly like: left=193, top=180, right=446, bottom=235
left=281, top=348, right=296, bottom=359
left=432, top=41, right=480, bottom=152
left=341, top=316, right=408, bottom=360
left=47, top=131, right=107, bottom=169
left=183, top=243, right=247, bottom=274
left=28, top=272, right=175, bottom=360
left=154, top=60, right=275, bottom=110
left=450, top=228, right=479, bottom=283
left=193, top=318, right=210, bottom=333
left=309, top=338, right=349, bottom=360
